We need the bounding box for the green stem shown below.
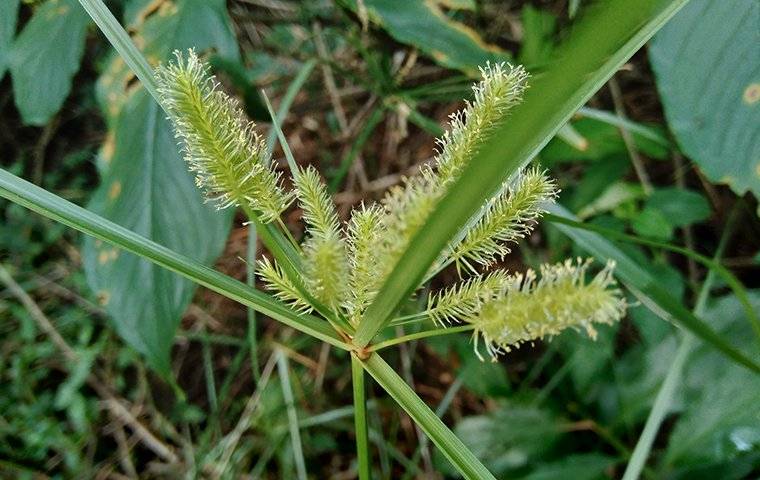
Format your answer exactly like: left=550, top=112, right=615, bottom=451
left=351, top=355, right=371, bottom=480
left=371, top=325, right=474, bottom=352
left=361, top=354, right=497, bottom=480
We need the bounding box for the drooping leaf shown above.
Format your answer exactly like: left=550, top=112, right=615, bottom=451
left=82, top=0, right=239, bottom=374
left=646, top=187, right=711, bottom=228
left=445, top=401, right=562, bottom=476
left=663, top=293, right=760, bottom=473
left=650, top=0, right=760, bottom=204
left=341, top=0, right=509, bottom=73
left=522, top=454, right=616, bottom=480
left=0, top=0, right=19, bottom=79
left=8, top=0, right=89, bottom=125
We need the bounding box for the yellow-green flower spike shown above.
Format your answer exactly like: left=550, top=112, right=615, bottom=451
left=377, top=62, right=529, bottom=281
left=469, top=259, right=626, bottom=361
left=294, top=166, right=349, bottom=310
left=452, top=167, right=558, bottom=273
left=434, top=62, right=529, bottom=185
left=345, top=204, right=385, bottom=323
left=258, top=257, right=313, bottom=314
left=425, top=270, right=515, bottom=326
left=155, top=49, right=292, bottom=223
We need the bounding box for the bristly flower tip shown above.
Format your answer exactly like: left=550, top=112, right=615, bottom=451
left=467, top=259, right=626, bottom=361
left=155, top=49, right=292, bottom=223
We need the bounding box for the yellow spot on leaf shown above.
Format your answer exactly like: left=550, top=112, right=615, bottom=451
left=109, top=181, right=122, bottom=200
left=97, top=290, right=111, bottom=306
left=98, top=250, right=110, bottom=265
left=102, top=132, right=115, bottom=164
left=743, top=83, right=760, bottom=105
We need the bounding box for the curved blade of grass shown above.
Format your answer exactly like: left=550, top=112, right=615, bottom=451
left=621, top=211, right=733, bottom=480
left=353, top=0, right=691, bottom=348
left=546, top=204, right=759, bottom=374
left=361, top=354, right=497, bottom=480
left=544, top=210, right=760, bottom=342
left=0, top=168, right=350, bottom=350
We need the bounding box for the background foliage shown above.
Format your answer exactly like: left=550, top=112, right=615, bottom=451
left=1, top=0, right=758, bottom=478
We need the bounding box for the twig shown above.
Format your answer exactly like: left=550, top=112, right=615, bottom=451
left=312, top=21, right=349, bottom=136
left=609, top=76, right=653, bottom=195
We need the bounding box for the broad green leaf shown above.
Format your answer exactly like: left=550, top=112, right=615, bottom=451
left=649, top=0, right=760, bottom=203
left=0, top=0, right=19, bottom=79
left=632, top=206, right=674, bottom=240
left=353, top=0, right=691, bottom=348
left=8, top=0, right=89, bottom=125
left=0, top=168, right=349, bottom=352
left=341, top=0, right=509, bottom=73
left=647, top=187, right=711, bottom=227
left=663, top=293, right=760, bottom=473
left=82, top=0, right=239, bottom=374
left=446, top=401, right=561, bottom=476
left=522, top=454, right=616, bottom=480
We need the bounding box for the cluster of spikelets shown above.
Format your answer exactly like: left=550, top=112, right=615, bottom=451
left=155, top=50, right=627, bottom=360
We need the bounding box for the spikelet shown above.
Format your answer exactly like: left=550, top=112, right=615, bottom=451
left=452, top=167, right=557, bottom=273
left=434, top=62, right=529, bottom=185
left=155, top=49, right=292, bottom=223
left=425, top=270, right=515, bottom=326
left=258, top=257, right=312, bottom=314
left=378, top=63, right=529, bottom=278
left=468, top=259, right=626, bottom=361
left=294, top=166, right=349, bottom=310
left=344, top=204, right=385, bottom=323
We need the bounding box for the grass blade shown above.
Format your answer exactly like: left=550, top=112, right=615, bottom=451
left=547, top=204, right=759, bottom=373
left=361, top=354, right=497, bottom=480
left=0, top=168, right=350, bottom=350
left=277, top=350, right=308, bottom=480
left=353, top=0, right=691, bottom=347
left=622, top=213, right=734, bottom=479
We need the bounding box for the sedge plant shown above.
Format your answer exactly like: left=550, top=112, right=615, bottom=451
left=2, top=1, right=726, bottom=478
left=154, top=49, right=627, bottom=475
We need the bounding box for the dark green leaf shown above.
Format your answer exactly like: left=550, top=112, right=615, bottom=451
left=647, top=187, right=711, bottom=227
left=83, top=0, right=241, bottom=373
left=8, top=0, right=89, bottom=125
left=650, top=0, right=760, bottom=202
left=449, top=401, right=561, bottom=476
left=632, top=206, right=674, bottom=240
left=341, top=0, right=509, bottom=73
left=521, top=454, right=616, bottom=480
left=0, top=0, right=19, bottom=79
left=663, top=293, right=760, bottom=470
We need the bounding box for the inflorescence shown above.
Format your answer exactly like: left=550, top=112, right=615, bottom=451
left=157, top=51, right=627, bottom=360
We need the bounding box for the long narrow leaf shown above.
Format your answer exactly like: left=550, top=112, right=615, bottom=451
left=353, top=0, right=691, bottom=347
left=0, top=169, right=350, bottom=350
left=361, top=354, right=497, bottom=480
